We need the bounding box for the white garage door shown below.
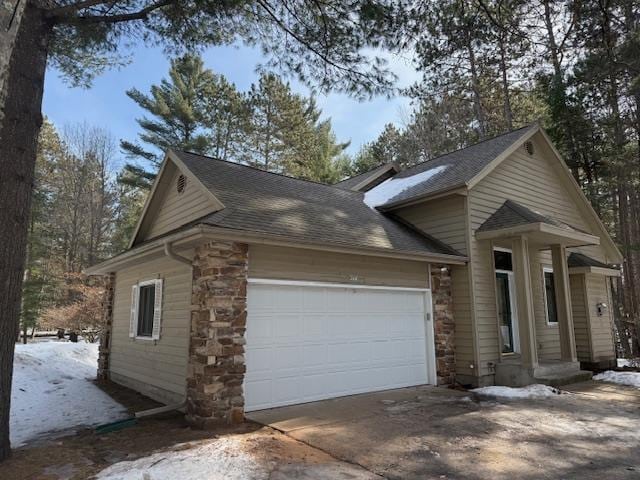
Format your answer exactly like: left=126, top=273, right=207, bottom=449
left=244, top=279, right=437, bottom=412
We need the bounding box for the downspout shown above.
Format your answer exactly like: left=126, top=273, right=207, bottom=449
left=159, top=240, right=191, bottom=412
left=164, top=240, right=191, bottom=266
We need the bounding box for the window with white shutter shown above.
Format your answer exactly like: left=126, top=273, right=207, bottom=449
left=129, top=285, right=138, bottom=338
left=130, top=279, right=163, bottom=340
left=151, top=279, right=163, bottom=340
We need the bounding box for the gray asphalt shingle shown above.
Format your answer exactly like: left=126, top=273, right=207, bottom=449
left=173, top=151, right=462, bottom=257
left=364, top=125, right=537, bottom=209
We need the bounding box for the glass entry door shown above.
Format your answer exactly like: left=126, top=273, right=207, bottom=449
left=496, top=271, right=519, bottom=354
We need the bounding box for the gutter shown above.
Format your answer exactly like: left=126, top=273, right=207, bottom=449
left=86, top=223, right=469, bottom=276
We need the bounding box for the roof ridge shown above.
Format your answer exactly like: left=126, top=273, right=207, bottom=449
left=399, top=123, right=537, bottom=176
left=175, top=149, right=363, bottom=195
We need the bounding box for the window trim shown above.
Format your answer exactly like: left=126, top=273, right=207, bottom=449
left=492, top=246, right=520, bottom=355
left=130, top=278, right=163, bottom=341
left=542, top=266, right=558, bottom=326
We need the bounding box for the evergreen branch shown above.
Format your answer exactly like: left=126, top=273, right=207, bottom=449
left=47, top=0, right=113, bottom=18
left=254, top=0, right=373, bottom=83
left=72, top=0, right=171, bottom=24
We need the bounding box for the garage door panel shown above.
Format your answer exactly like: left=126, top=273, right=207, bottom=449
left=245, top=282, right=435, bottom=411
left=302, top=314, right=327, bottom=337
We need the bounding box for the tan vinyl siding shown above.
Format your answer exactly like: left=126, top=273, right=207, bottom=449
left=532, top=253, right=561, bottom=360
left=570, top=274, right=591, bottom=362
left=451, top=264, right=474, bottom=376
left=467, top=136, right=610, bottom=375
left=143, top=163, right=218, bottom=241
left=585, top=273, right=616, bottom=361
left=110, top=255, right=191, bottom=404
left=396, top=195, right=468, bottom=255
left=248, top=244, right=429, bottom=288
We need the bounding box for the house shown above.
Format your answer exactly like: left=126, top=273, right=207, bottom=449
left=87, top=123, right=622, bottom=427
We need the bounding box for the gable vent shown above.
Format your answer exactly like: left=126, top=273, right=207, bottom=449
left=524, top=141, right=534, bottom=155
left=176, top=174, right=187, bottom=194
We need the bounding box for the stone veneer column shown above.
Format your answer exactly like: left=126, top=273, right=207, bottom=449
left=186, top=241, right=248, bottom=428
left=97, top=272, right=116, bottom=381
left=431, top=265, right=456, bottom=385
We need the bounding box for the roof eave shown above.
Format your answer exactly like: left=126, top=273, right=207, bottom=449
left=198, top=225, right=469, bottom=265
left=568, top=266, right=621, bottom=277
left=377, top=185, right=469, bottom=212
left=85, top=223, right=469, bottom=275
left=476, top=222, right=601, bottom=247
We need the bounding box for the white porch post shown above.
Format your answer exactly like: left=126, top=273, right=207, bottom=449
left=511, top=236, right=538, bottom=369
left=551, top=244, right=577, bottom=363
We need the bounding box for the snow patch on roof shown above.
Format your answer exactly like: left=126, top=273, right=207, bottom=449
left=363, top=165, right=448, bottom=208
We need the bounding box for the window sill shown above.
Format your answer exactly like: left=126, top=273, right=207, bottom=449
left=134, top=336, right=156, bottom=341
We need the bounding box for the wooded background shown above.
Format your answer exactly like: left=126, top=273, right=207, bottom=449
left=21, top=0, right=640, bottom=361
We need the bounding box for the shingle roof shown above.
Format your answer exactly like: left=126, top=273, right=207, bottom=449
left=172, top=151, right=462, bottom=258
left=477, top=200, right=583, bottom=234
left=568, top=252, right=617, bottom=269
left=371, top=124, right=537, bottom=209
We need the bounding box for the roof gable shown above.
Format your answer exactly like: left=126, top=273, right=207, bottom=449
left=372, top=124, right=538, bottom=210
left=470, top=130, right=621, bottom=262
left=129, top=151, right=224, bottom=247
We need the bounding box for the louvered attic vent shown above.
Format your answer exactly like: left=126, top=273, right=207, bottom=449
left=176, top=174, right=187, bottom=194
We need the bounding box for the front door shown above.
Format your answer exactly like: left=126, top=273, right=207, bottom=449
left=496, top=272, right=517, bottom=353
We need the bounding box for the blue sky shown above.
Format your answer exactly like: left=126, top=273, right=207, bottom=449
left=42, top=43, right=420, bottom=169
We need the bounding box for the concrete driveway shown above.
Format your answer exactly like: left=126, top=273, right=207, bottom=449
left=248, top=382, right=640, bottom=480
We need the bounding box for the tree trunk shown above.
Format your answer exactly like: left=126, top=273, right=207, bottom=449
left=498, top=36, right=513, bottom=130
left=466, top=38, right=487, bottom=138
left=0, top=0, right=26, bottom=127
left=0, top=0, right=51, bottom=461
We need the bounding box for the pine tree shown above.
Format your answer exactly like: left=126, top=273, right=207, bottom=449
left=202, top=75, right=250, bottom=163
left=246, top=73, right=317, bottom=172
left=120, top=54, right=214, bottom=189
left=289, top=118, right=351, bottom=183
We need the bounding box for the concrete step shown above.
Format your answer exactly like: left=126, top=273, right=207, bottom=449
left=535, top=370, right=593, bottom=388
left=534, top=361, right=581, bottom=377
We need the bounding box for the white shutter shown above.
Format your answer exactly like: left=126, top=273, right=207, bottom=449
left=129, top=285, right=139, bottom=338
left=151, top=279, right=163, bottom=340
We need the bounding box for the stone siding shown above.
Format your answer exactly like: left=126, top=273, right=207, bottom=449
left=186, top=241, right=248, bottom=428
left=97, top=272, right=116, bottom=381
left=432, top=265, right=456, bottom=385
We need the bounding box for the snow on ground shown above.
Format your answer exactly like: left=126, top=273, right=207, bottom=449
left=363, top=165, right=448, bottom=208
left=96, top=438, right=262, bottom=480
left=471, top=384, right=562, bottom=399
left=594, top=370, right=640, bottom=388
left=11, top=341, right=126, bottom=447
left=96, top=436, right=375, bottom=480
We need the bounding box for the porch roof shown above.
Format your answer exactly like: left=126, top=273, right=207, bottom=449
left=475, top=200, right=600, bottom=247
left=568, top=252, right=620, bottom=276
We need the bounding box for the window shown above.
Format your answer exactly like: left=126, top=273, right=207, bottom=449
left=493, top=249, right=513, bottom=271
left=543, top=268, right=558, bottom=325
left=130, top=279, right=163, bottom=340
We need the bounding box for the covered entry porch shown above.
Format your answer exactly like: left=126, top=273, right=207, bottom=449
left=476, top=200, right=602, bottom=386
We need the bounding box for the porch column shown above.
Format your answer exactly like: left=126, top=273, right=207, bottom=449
left=511, top=236, right=538, bottom=369
left=551, top=244, right=577, bottom=363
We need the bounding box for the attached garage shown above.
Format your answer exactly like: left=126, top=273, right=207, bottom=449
left=244, top=279, right=437, bottom=411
